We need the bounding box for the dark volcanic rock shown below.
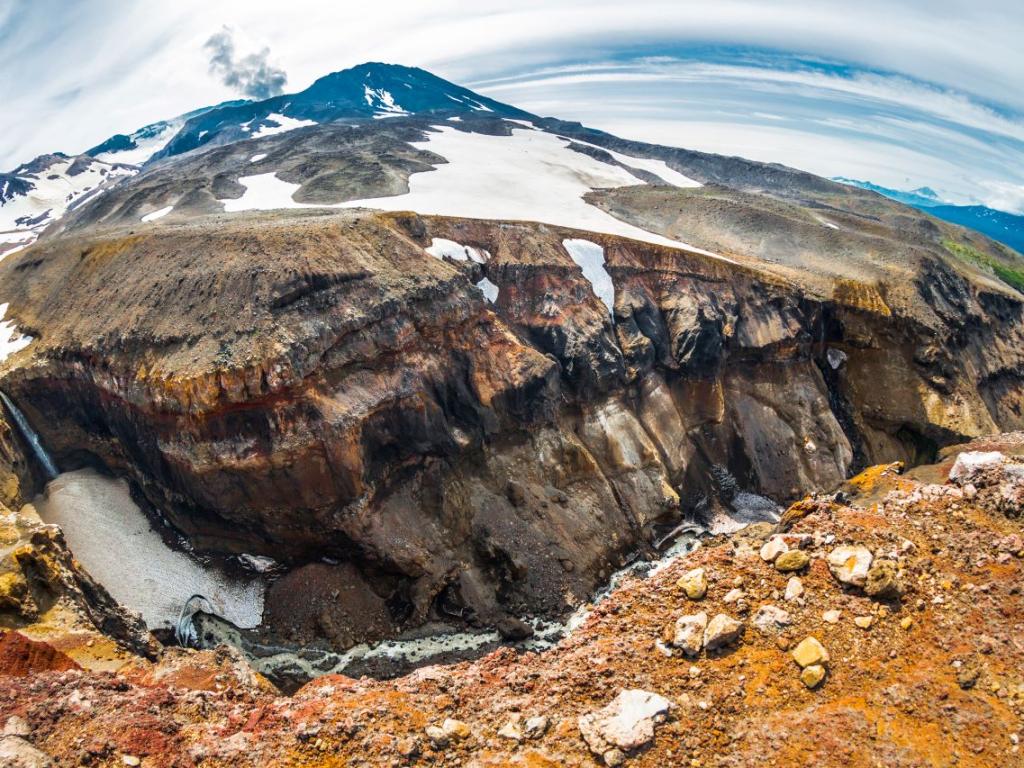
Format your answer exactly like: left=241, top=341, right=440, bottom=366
left=0, top=206, right=1022, bottom=650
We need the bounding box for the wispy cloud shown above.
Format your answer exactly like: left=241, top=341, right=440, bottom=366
left=0, top=0, right=1021, bottom=214
left=204, top=27, right=287, bottom=100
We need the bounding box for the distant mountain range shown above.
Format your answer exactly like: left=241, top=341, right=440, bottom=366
left=833, top=177, right=1024, bottom=253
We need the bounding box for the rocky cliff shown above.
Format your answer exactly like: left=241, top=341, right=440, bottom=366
left=0, top=202, right=1021, bottom=651
left=1, top=434, right=1022, bottom=767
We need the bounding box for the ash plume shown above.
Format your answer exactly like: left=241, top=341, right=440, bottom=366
left=204, top=27, right=287, bottom=100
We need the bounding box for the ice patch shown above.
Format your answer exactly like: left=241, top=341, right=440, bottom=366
left=35, top=469, right=265, bottom=630
left=94, top=121, right=180, bottom=165
left=476, top=276, right=499, bottom=302
left=0, top=302, right=32, bottom=361
left=425, top=237, right=489, bottom=264
left=447, top=116, right=462, bottom=122
left=339, top=126, right=731, bottom=261
left=220, top=173, right=311, bottom=212
left=250, top=113, right=317, bottom=139
left=569, top=138, right=702, bottom=188
left=364, top=86, right=405, bottom=116
left=140, top=205, right=173, bottom=222
left=563, top=238, right=614, bottom=315
left=249, top=153, right=268, bottom=163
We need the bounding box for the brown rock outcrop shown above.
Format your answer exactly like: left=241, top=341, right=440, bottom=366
left=0, top=208, right=1021, bottom=648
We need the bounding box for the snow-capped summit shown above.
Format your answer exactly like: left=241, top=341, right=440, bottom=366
left=0, top=153, right=135, bottom=257
left=153, top=63, right=531, bottom=160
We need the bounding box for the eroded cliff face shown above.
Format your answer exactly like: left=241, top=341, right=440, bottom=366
left=0, top=209, right=1020, bottom=649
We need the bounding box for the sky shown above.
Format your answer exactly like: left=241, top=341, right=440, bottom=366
left=1, top=0, right=1022, bottom=212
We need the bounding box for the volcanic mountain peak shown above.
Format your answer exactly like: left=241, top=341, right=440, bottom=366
left=152, top=62, right=530, bottom=161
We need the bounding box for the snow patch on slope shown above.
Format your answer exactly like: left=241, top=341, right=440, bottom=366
left=364, top=86, right=406, bottom=117
left=140, top=205, right=173, bottom=222
left=93, top=121, right=180, bottom=166
left=250, top=113, right=317, bottom=139
left=0, top=302, right=32, bottom=362
left=338, top=126, right=730, bottom=260
left=569, top=138, right=702, bottom=188
left=220, top=173, right=309, bottom=211
left=476, top=277, right=499, bottom=302
left=425, top=237, right=489, bottom=263
left=0, top=156, right=135, bottom=258
left=563, top=239, right=615, bottom=315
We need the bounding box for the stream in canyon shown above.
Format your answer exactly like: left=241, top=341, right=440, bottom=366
left=2, top=389, right=760, bottom=688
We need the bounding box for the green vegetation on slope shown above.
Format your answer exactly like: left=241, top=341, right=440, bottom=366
left=942, top=239, right=1024, bottom=294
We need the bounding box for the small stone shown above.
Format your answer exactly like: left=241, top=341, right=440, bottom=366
left=425, top=725, right=449, bottom=748
left=792, top=637, right=829, bottom=668
left=853, top=616, right=873, bottom=629
left=784, top=577, right=804, bottom=601
left=774, top=549, right=811, bottom=573
left=703, top=614, right=743, bottom=650
left=957, top=664, right=981, bottom=690
left=760, top=535, right=790, bottom=563
left=122, top=757, right=141, bottom=767
left=752, top=605, right=791, bottom=633
left=677, top=568, right=708, bottom=600
left=524, top=716, right=548, bottom=739
left=672, top=612, right=708, bottom=656
left=800, top=664, right=827, bottom=689
left=864, top=559, right=904, bottom=599
left=2, top=717, right=31, bottom=737
left=396, top=737, right=420, bottom=758
left=822, top=609, right=842, bottom=624
left=497, top=716, right=523, bottom=742
left=723, top=588, right=745, bottom=604
left=442, top=719, right=471, bottom=741
left=827, top=545, right=873, bottom=587
left=900, top=616, right=914, bottom=630
left=604, top=748, right=626, bottom=766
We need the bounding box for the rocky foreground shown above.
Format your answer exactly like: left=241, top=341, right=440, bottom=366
left=1, top=434, right=1021, bottom=767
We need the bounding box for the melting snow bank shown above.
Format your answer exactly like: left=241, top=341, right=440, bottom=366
left=425, top=237, right=489, bottom=263
left=140, top=205, right=173, bottom=222
left=564, top=239, right=614, bottom=315
left=193, top=532, right=703, bottom=687
left=221, top=173, right=310, bottom=212
left=34, top=469, right=265, bottom=631
left=216, top=126, right=733, bottom=264
left=334, top=126, right=733, bottom=262
left=0, top=302, right=33, bottom=361
left=248, top=113, right=317, bottom=139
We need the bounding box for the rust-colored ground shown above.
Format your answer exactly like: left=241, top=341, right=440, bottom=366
left=1, top=454, right=1022, bottom=767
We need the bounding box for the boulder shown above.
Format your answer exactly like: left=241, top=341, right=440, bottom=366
left=703, top=614, right=743, bottom=650
left=578, top=689, right=672, bottom=759
left=827, top=545, right=873, bottom=587
left=752, top=605, right=792, bottom=633
left=792, top=637, right=829, bottom=668
left=676, top=568, right=708, bottom=600
left=864, top=559, right=904, bottom=599
left=672, top=612, right=708, bottom=656
left=774, top=549, right=810, bottom=572
left=949, top=451, right=1005, bottom=484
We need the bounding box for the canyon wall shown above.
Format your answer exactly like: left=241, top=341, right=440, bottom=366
left=0, top=210, right=1020, bottom=647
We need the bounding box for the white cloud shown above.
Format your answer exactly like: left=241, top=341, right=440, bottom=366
left=0, top=0, right=1021, bottom=214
